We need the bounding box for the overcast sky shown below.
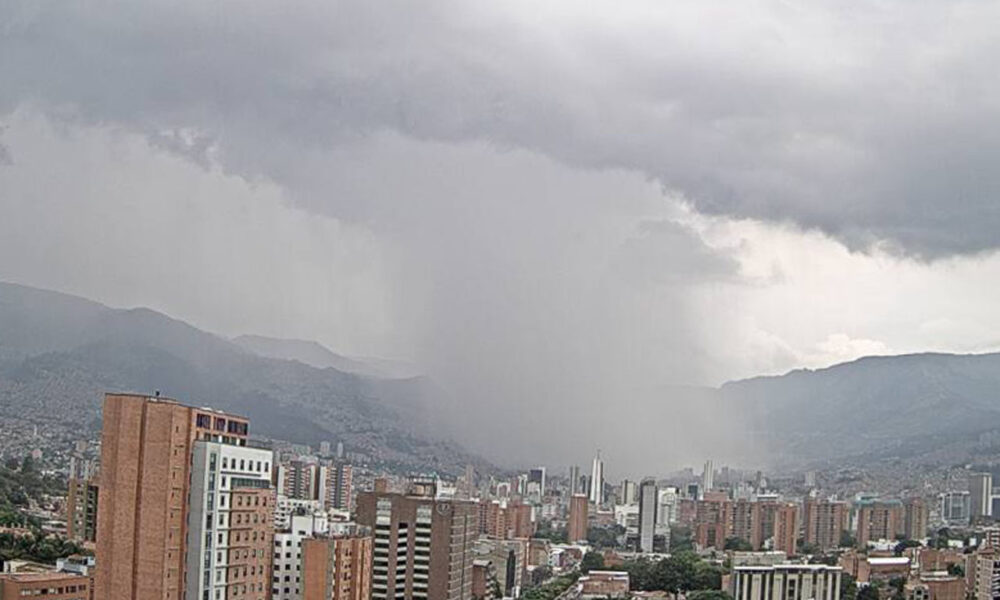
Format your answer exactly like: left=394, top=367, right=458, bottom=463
left=3, top=0, right=1000, bottom=471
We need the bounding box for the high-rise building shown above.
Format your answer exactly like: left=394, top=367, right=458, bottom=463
left=638, top=479, right=658, bottom=553
left=657, top=487, right=679, bottom=526
left=904, top=497, right=929, bottom=541
left=95, top=392, right=250, bottom=600
left=731, top=564, right=842, bottom=600
left=281, top=460, right=320, bottom=500
left=590, top=453, right=605, bottom=505
left=620, top=480, right=638, bottom=506
left=803, top=498, right=850, bottom=551
left=702, top=460, right=715, bottom=493
left=569, top=466, right=581, bottom=496
left=568, top=494, right=589, bottom=543
left=319, top=462, right=354, bottom=513
left=65, top=477, right=98, bottom=543
left=971, top=473, right=994, bottom=519
left=185, top=440, right=274, bottom=600
left=528, top=468, right=546, bottom=498
left=855, top=499, right=904, bottom=546
left=356, top=482, right=479, bottom=600
left=940, top=491, right=972, bottom=526
left=302, top=534, right=373, bottom=600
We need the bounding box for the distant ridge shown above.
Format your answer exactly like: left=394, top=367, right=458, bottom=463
left=232, top=334, right=419, bottom=379
left=0, top=280, right=486, bottom=475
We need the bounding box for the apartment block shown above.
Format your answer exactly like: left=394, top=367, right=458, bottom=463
left=731, top=564, right=842, bottom=600
left=185, top=440, right=275, bottom=600
left=356, top=484, right=479, bottom=600
left=95, top=392, right=250, bottom=600
left=302, top=535, right=373, bottom=600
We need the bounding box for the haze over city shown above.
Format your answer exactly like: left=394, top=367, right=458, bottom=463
left=4, top=1, right=1000, bottom=475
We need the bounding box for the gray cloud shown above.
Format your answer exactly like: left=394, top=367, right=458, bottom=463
left=4, top=0, right=1000, bottom=473
left=4, top=1, right=1000, bottom=255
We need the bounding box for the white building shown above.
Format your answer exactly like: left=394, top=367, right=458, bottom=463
left=274, top=495, right=323, bottom=530
left=185, top=441, right=274, bottom=600
left=657, top=487, right=679, bottom=526
left=731, top=564, right=842, bottom=600
left=590, top=453, right=605, bottom=505
left=702, top=460, right=715, bottom=494
left=272, top=512, right=329, bottom=600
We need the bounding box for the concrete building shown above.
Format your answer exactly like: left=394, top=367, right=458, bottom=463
left=528, top=468, right=546, bottom=498
left=568, top=494, right=589, bottom=543
left=590, top=453, right=605, bottom=505
left=971, top=473, right=994, bottom=520
left=185, top=440, right=275, bottom=600
left=703, top=460, right=715, bottom=494
left=301, top=534, right=373, bottom=600
left=569, top=465, right=581, bottom=496
left=803, top=499, right=849, bottom=551
left=940, top=492, right=972, bottom=526
left=65, top=477, right=98, bottom=543
left=731, top=564, right=842, bottom=600
left=0, top=572, right=90, bottom=600
left=95, top=392, right=250, bottom=600
left=356, top=482, right=479, bottom=600
left=638, top=479, right=658, bottom=553
left=472, top=537, right=527, bottom=599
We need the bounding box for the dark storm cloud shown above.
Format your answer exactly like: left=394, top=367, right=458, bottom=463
left=3, top=0, right=1000, bottom=255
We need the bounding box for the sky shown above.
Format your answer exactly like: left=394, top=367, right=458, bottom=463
left=3, top=0, right=1000, bottom=472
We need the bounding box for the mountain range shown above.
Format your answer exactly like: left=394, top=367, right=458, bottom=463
left=0, top=281, right=480, bottom=474
left=3, top=280, right=1000, bottom=472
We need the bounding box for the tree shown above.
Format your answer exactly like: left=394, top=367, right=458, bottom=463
left=840, top=530, right=857, bottom=548
left=894, top=540, right=921, bottom=556
left=947, top=563, right=965, bottom=577
left=581, top=551, right=605, bottom=574
left=670, top=526, right=694, bottom=552
left=841, top=573, right=858, bottom=600
left=689, top=591, right=733, bottom=600
left=724, top=537, right=753, bottom=551
left=856, top=584, right=880, bottom=600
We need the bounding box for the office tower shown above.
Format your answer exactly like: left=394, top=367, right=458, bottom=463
left=568, top=494, right=589, bottom=543
left=319, top=441, right=332, bottom=456
left=731, top=564, right=842, bottom=600
left=620, top=480, right=638, bottom=506
left=940, top=491, right=972, bottom=526
left=185, top=440, right=274, bottom=600
left=638, top=478, right=658, bottom=553
left=336, top=442, right=344, bottom=459
left=589, top=453, right=605, bottom=505
left=319, top=462, right=354, bottom=512
left=803, top=498, right=850, bottom=551
left=569, top=465, right=581, bottom=496
left=471, top=538, right=527, bottom=599
left=971, top=473, right=994, bottom=519
left=302, top=535, right=373, bottom=600
left=855, top=499, right=904, bottom=546
left=274, top=512, right=330, bottom=600
left=904, top=497, right=929, bottom=540
left=528, top=468, right=546, bottom=497
left=95, top=392, right=250, bottom=600
left=702, top=460, right=715, bottom=493
left=356, top=482, right=479, bottom=600
left=65, top=477, right=98, bottom=543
